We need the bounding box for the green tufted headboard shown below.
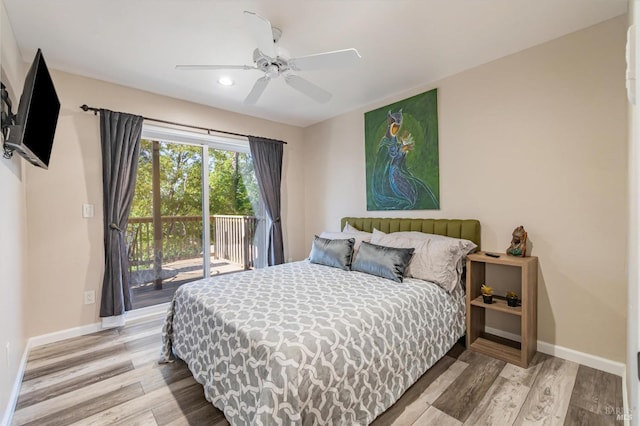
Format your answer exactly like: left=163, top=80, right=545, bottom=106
left=340, top=217, right=481, bottom=249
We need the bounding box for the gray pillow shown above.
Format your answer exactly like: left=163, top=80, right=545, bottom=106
left=352, top=241, right=415, bottom=282
left=309, top=235, right=355, bottom=270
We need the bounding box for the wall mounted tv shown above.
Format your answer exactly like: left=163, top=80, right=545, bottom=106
left=2, top=49, right=60, bottom=169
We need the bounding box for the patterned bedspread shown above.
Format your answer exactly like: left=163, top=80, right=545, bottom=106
left=161, top=261, right=466, bottom=425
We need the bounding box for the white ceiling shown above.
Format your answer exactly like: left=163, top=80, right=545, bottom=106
left=3, top=0, right=628, bottom=127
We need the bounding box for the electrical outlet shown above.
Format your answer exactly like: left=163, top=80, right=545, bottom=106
left=84, top=290, right=95, bottom=305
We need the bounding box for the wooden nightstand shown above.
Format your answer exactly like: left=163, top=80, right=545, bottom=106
left=465, top=252, right=538, bottom=368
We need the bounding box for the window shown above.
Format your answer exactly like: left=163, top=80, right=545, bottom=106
left=127, top=125, right=267, bottom=309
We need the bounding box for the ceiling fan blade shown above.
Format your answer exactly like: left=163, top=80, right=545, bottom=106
left=175, top=65, right=257, bottom=70
left=244, top=76, right=270, bottom=105
left=244, top=11, right=277, bottom=58
left=289, top=48, right=361, bottom=71
left=284, top=75, right=332, bottom=103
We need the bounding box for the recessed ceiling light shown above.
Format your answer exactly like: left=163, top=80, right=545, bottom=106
left=218, top=76, right=234, bottom=86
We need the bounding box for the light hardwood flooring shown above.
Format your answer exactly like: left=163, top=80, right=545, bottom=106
left=11, top=315, right=624, bottom=426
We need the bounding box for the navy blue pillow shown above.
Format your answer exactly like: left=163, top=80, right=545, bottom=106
left=309, top=235, right=355, bottom=270
left=352, top=241, right=415, bottom=282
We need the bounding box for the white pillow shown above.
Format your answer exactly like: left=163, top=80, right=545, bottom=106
left=371, top=229, right=476, bottom=252
left=308, top=230, right=372, bottom=258
left=371, top=229, right=477, bottom=292
left=343, top=222, right=368, bottom=233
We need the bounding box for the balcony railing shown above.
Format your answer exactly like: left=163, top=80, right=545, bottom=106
left=213, top=215, right=259, bottom=270
left=127, top=215, right=259, bottom=276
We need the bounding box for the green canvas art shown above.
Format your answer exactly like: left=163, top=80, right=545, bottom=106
left=364, top=88, right=440, bottom=210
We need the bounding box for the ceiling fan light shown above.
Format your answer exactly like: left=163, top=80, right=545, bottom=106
left=218, top=76, right=234, bottom=86
left=266, top=64, right=280, bottom=79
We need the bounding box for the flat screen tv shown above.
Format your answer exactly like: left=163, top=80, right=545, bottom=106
left=4, top=49, right=60, bottom=169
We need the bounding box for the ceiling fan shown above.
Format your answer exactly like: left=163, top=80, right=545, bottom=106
left=176, top=11, right=361, bottom=105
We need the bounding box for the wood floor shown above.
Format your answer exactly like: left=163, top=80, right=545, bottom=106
left=11, top=315, right=624, bottom=426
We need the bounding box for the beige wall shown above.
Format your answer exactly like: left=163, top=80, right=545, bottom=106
left=303, top=16, right=628, bottom=362
left=23, top=71, right=306, bottom=337
left=0, top=0, right=27, bottom=419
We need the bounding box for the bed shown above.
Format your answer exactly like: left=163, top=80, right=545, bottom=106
left=161, top=217, right=481, bottom=425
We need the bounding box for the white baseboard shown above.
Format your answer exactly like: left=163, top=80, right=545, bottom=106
left=1, top=340, right=30, bottom=426
left=485, top=326, right=626, bottom=377
left=484, top=326, right=524, bottom=344
left=28, top=322, right=104, bottom=349
left=623, top=373, right=631, bottom=426
left=30, top=303, right=169, bottom=348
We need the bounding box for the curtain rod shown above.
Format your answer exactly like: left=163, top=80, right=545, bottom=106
left=79, top=104, right=286, bottom=144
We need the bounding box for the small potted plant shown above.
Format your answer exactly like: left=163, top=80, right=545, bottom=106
left=481, top=284, right=493, bottom=304
left=506, top=291, right=519, bottom=307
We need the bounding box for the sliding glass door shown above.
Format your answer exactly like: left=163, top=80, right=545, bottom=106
left=127, top=126, right=265, bottom=309
left=208, top=148, right=266, bottom=274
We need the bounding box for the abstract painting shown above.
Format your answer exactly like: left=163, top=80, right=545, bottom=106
left=364, top=88, right=439, bottom=210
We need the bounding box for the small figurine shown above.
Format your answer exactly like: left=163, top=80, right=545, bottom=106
left=507, top=226, right=527, bottom=257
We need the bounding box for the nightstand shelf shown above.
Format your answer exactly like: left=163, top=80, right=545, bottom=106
left=469, top=337, right=522, bottom=365
left=466, top=252, right=538, bottom=368
left=469, top=295, right=522, bottom=316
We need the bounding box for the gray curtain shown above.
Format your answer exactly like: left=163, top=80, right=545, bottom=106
left=248, top=136, right=285, bottom=266
left=99, top=109, right=143, bottom=317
